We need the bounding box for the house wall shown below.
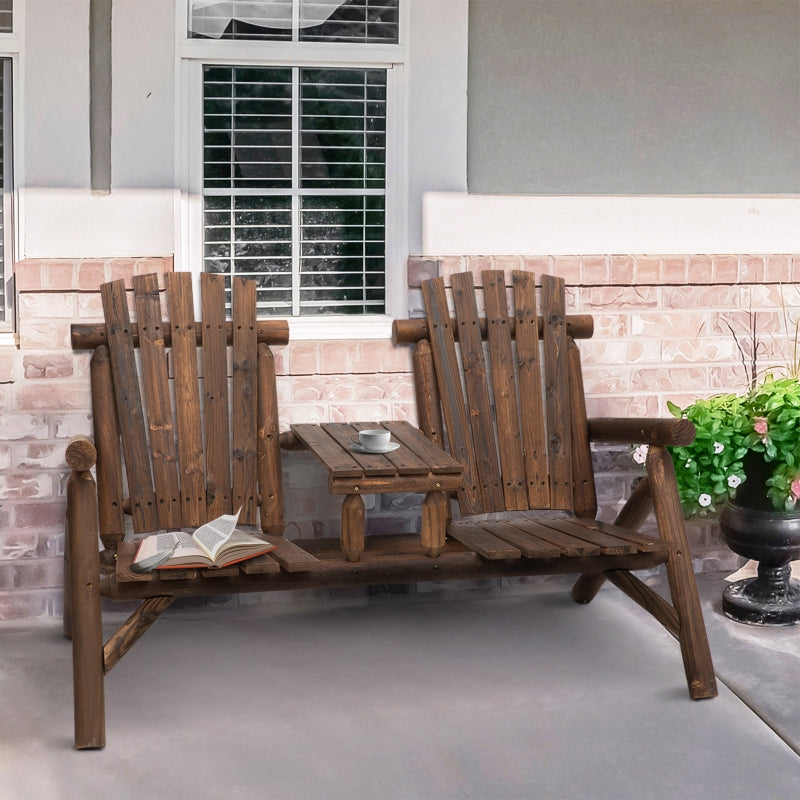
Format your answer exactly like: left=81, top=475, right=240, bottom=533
left=467, top=0, right=800, bottom=194
left=2, top=0, right=798, bottom=622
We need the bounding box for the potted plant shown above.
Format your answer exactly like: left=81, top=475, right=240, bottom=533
left=658, top=374, right=800, bottom=625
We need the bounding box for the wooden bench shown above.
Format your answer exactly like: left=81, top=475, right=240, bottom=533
left=64, top=269, right=717, bottom=749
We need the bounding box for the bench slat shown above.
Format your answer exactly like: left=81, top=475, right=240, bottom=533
left=167, top=273, right=206, bottom=527
left=101, top=280, right=160, bottom=533
left=201, top=272, right=233, bottom=519
left=447, top=521, right=522, bottom=560
left=232, top=277, right=259, bottom=525
left=133, top=273, right=182, bottom=530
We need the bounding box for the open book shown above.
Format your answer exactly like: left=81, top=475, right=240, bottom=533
left=132, top=509, right=276, bottom=572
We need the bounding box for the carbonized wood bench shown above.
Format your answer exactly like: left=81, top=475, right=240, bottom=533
left=65, top=269, right=716, bottom=750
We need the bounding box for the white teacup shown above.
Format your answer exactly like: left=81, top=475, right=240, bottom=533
left=352, top=428, right=391, bottom=451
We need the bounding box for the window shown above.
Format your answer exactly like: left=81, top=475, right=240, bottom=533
left=0, top=0, right=14, bottom=332
left=0, top=58, right=11, bottom=329
left=0, top=0, right=11, bottom=34
left=183, top=0, right=404, bottom=321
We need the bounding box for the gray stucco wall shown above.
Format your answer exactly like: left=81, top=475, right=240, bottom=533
left=468, top=0, right=800, bottom=194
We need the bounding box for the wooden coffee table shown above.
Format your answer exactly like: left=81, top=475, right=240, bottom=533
left=289, top=420, right=464, bottom=561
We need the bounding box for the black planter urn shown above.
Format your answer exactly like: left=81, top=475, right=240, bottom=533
left=719, top=502, right=800, bottom=625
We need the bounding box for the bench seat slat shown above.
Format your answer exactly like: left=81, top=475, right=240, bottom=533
left=447, top=521, right=522, bottom=560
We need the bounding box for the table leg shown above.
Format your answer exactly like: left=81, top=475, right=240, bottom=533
left=421, top=490, right=448, bottom=557
left=341, top=493, right=365, bottom=562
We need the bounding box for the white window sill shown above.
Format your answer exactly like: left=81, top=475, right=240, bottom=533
left=288, top=315, right=394, bottom=341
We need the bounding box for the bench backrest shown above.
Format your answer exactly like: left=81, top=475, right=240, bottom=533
left=71, top=272, right=288, bottom=549
left=396, top=270, right=597, bottom=519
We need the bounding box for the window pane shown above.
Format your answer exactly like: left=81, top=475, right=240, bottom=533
left=0, top=0, right=11, bottom=33
left=203, top=66, right=293, bottom=190
left=189, top=1, right=292, bottom=40
left=299, top=195, right=385, bottom=314
left=203, top=194, right=294, bottom=315
left=300, top=1, right=399, bottom=43
left=189, top=1, right=398, bottom=44
left=300, top=69, right=386, bottom=190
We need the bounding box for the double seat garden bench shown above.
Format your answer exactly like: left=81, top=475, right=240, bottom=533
left=64, top=268, right=717, bottom=749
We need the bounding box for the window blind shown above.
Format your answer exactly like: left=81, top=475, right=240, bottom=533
left=203, top=65, right=387, bottom=315
left=0, top=0, right=11, bottom=33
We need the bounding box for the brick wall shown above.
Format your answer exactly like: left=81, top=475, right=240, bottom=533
left=3, top=253, right=797, bottom=621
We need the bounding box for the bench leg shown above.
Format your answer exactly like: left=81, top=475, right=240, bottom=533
left=647, top=447, right=717, bottom=700
left=341, top=493, right=365, bottom=562
left=571, top=573, right=606, bottom=604
left=68, top=469, right=106, bottom=748
left=421, top=490, right=447, bottom=557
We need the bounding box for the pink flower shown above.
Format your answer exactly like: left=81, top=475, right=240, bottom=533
left=754, top=417, right=768, bottom=438
left=791, top=478, right=800, bottom=501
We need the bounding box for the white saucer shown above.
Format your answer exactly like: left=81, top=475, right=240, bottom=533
left=350, top=441, right=400, bottom=454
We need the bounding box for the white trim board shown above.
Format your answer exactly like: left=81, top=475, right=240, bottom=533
left=422, top=194, right=800, bottom=256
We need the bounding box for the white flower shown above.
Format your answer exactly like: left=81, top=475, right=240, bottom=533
left=698, top=493, right=713, bottom=507
left=632, top=444, right=649, bottom=465
left=727, top=474, right=742, bottom=489
left=713, top=442, right=724, bottom=454
left=685, top=458, right=693, bottom=468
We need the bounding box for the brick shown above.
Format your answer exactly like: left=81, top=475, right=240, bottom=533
left=0, top=350, right=16, bottom=383
left=13, top=500, right=67, bottom=529
left=661, top=256, right=689, bottom=283
left=15, top=383, right=92, bottom=411
left=17, top=321, right=72, bottom=350
left=609, top=256, right=635, bottom=284
left=582, top=286, right=659, bottom=309
left=406, top=257, right=440, bottom=287
left=0, top=473, right=53, bottom=499
left=714, top=256, right=740, bottom=283
left=738, top=256, right=764, bottom=283
left=764, top=254, right=791, bottom=283
left=0, top=414, right=49, bottom=440
left=13, top=260, right=45, bottom=291
left=582, top=256, right=609, bottom=284
left=634, top=257, right=660, bottom=283
left=285, top=341, right=319, bottom=375
left=553, top=256, right=582, bottom=285
left=43, top=261, right=78, bottom=290
left=77, top=261, right=106, bottom=289
left=689, top=255, right=714, bottom=282
left=22, top=354, right=74, bottom=379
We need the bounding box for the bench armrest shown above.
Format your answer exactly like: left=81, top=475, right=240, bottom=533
left=587, top=417, right=696, bottom=448
left=66, top=435, right=97, bottom=472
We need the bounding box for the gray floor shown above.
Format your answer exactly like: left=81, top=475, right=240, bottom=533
left=2, top=574, right=800, bottom=800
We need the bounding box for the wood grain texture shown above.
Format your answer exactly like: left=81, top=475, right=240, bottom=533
left=258, top=343, right=285, bottom=533
left=483, top=270, right=528, bottom=510
left=101, top=280, right=159, bottom=533
left=512, top=270, right=549, bottom=508
left=422, top=276, right=483, bottom=514
left=167, top=272, right=206, bottom=526
left=451, top=271, right=505, bottom=512
left=90, top=346, right=125, bottom=548
left=133, top=273, right=182, bottom=529
left=72, top=319, right=290, bottom=349
left=202, top=272, right=233, bottom=519
left=540, top=274, right=573, bottom=510
left=231, top=277, right=259, bottom=525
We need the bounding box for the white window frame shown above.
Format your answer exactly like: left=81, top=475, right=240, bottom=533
left=0, top=0, right=21, bottom=340
left=176, top=1, right=408, bottom=339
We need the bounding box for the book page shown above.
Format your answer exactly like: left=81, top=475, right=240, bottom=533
left=132, top=531, right=205, bottom=569
left=191, top=507, right=242, bottom=561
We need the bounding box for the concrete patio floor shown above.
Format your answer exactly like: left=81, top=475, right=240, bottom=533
left=2, top=573, right=800, bottom=800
